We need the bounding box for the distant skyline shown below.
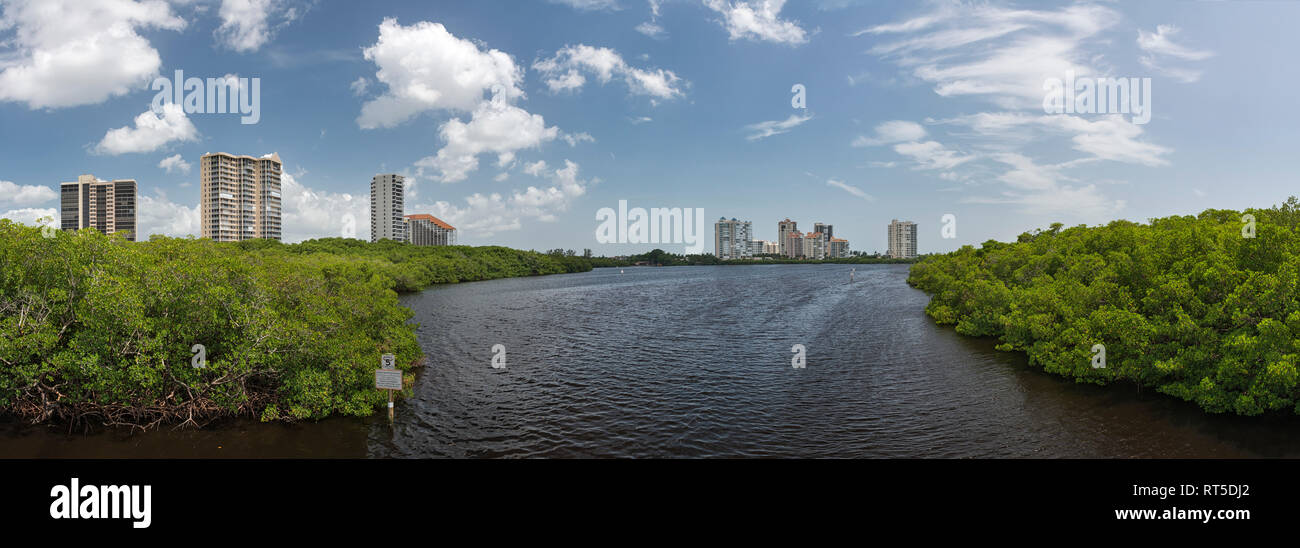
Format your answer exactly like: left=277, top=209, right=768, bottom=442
left=2, top=1, right=1298, bottom=255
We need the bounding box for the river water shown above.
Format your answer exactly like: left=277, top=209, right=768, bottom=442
left=5, top=264, right=1300, bottom=458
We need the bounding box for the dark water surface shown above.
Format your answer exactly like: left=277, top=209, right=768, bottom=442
left=5, top=265, right=1300, bottom=458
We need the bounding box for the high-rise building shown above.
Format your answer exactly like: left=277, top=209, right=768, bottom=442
left=60, top=175, right=137, bottom=241
left=405, top=214, right=456, bottom=246
left=751, top=239, right=778, bottom=256
left=778, top=219, right=797, bottom=256
left=813, top=222, right=833, bottom=240
left=888, top=219, right=917, bottom=259
left=828, top=237, right=850, bottom=259
left=370, top=174, right=406, bottom=243
left=802, top=230, right=827, bottom=260
left=200, top=152, right=282, bottom=242
left=714, top=217, right=753, bottom=260
left=784, top=231, right=804, bottom=258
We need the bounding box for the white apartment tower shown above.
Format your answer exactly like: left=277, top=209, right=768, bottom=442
left=370, top=174, right=406, bottom=242
left=888, top=219, right=918, bottom=259
left=200, top=152, right=282, bottom=242
left=714, top=217, right=753, bottom=260
left=60, top=175, right=137, bottom=241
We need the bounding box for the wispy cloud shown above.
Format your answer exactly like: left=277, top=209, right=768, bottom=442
left=827, top=178, right=874, bottom=201
left=744, top=113, right=812, bottom=140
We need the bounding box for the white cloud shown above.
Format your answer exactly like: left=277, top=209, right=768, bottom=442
left=892, top=140, right=976, bottom=171
left=744, top=113, right=811, bottom=140
left=410, top=160, right=593, bottom=238
left=214, top=0, right=305, bottom=53
left=523, top=160, right=549, bottom=176
left=826, top=179, right=873, bottom=201
left=95, top=103, right=199, bottom=155
left=414, top=93, right=560, bottom=183
left=158, top=154, right=192, bottom=174
left=0, top=180, right=56, bottom=207
left=135, top=191, right=199, bottom=238
left=1049, top=115, right=1171, bottom=167
left=1137, top=24, right=1212, bottom=83
left=0, top=0, right=185, bottom=109
left=279, top=172, right=370, bottom=243
left=858, top=4, right=1168, bottom=225
left=562, top=132, right=596, bottom=146
left=852, top=120, right=927, bottom=146
left=533, top=44, right=685, bottom=100
left=704, top=0, right=808, bottom=45
left=357, top=18, right=524, bottom=129
left=636, top=21, right=666, bottom=38
left=1137, top=24, right=1213, bottom=61
left=548, top=0, right=620, bottom=11
left=863, top=4, right=1119, bottom=109
left=349, top=76, right=369, bottom=96
left=0, top=207, right=57, bottom=228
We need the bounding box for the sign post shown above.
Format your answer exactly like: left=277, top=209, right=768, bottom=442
left=375, top=354, right=401, bottom=422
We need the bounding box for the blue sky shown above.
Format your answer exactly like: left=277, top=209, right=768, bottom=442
left=1, top=0, right=1298, bottom=255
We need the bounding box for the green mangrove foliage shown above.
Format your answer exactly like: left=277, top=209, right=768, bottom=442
left=0, top=222, right=593, bottom=428
left=907, top=198, right=1300, bottom=416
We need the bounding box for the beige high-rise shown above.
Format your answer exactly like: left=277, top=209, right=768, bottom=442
left=200, top=152, right=282, bottom=242
left=888, top=219, right=917, bottom=259
left=60, top=175, right=137, bottom=241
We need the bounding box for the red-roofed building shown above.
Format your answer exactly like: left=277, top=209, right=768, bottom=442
left=404, top=214, right=457, bottom=246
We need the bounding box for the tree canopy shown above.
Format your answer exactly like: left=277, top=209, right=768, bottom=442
left=908, top=197, right=1300, bottom=416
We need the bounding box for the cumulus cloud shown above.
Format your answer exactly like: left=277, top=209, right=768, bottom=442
left=357, top=18, right=524, bottom=129
left=414, top=92, right=560, bottom=183
left=214, top=0, right=306, bottom=52
left=349, top=76, right=369, bottom=96
left=704, top=0, right=808, bottom=45
left=533, top=44, right=685, bottom=100
left=0, top=180, right=56, bottom=207
left=158, top=154, right=192, bottom=174
left=135, top=191, right=199, bottom=238
left=0, top=207, right=57, bottom=228
left=744, top=113, right=812, bottom=140
left=95, top=103, right=199, bottom=155
left=410, top=160, right=594, bottom=238
left=0, top=0, right=185, bottom=109
left=279, top=172, right=370, bottom=243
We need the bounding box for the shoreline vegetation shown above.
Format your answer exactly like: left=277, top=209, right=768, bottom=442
left=909, top=197, right=1300, bottom=417
left=574, top=248, right=919, bottom=267
left=0, top=222, right=595, bottom=430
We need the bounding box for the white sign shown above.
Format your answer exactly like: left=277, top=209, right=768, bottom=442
left=381, top=354, right=396, bottom=370
left=375, top=369, right=402, bottom=390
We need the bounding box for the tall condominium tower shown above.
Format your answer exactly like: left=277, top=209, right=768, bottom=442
left=713, top=217, right=753, bottom=260
left=888, top=219, right=917, bottom=259
left=60, top=175, right=137, bottom=241
left=828, top=237, right=850, bottom=259
left=802, top=230, right=827, bottom=260
left=813, top=222, right=833, bottom=240
left=778, top=219, right=797, bottom=257
left=200, top=152, right=282, bottom=242
left=405, top=214, right=457, bottom=246
left=370, top=174, right=406, bottom=242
